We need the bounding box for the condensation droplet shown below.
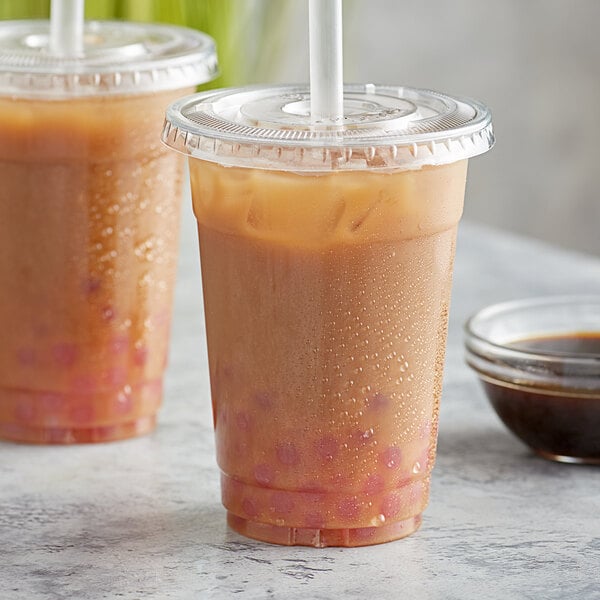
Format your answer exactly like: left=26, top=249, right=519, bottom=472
left=361, top=428, right=374, bottom=441
left=371, top=514, right=386, bottom=526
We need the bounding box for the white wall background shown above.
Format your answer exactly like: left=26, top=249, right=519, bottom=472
left=262, top=0, right=600, bottom=256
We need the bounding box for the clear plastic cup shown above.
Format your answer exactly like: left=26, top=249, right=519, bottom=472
left=163, top=84, right=493, bottom=545
left=0, top=20, right=217, bottom=443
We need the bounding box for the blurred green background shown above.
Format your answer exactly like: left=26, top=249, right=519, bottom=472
left=0, top=0, right=294, bottom=87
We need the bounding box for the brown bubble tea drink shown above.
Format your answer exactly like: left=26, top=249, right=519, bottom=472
left=163, top=85, right=493, bottom=546
left=0, top=21, right=217, bottom=443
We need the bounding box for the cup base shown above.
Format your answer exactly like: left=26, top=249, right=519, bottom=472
left=227, top=511, right=422, bottom=548
left=0, top=415, right=156, bottom=444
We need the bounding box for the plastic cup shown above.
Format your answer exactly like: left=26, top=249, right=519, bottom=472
left=0, top=21, right=217, bottom=444
left=163, top=84, right=494, bottom=546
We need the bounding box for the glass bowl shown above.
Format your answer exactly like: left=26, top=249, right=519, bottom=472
left=464, top=296, right=600, bottom=464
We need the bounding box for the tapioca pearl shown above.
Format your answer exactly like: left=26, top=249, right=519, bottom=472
left=103, top=367, right=128, bottom=387
left=70, top=404, right=95, bottom=425
left=82, top=277, right=102, bottom=295
left=362, top=473, right=385, bottom=495
left=369, top=392, right=390, bottom=411
left=15, top=397, right=35, bottom=422
left=16, top=347, right=37, bottom=367
left=276, top=442, right=300, bottom=466
left=380, top=493, right=403, bottom=519
left=40, top=393, right=64, bottom=413
left=253, top=391, right=273, bottom=410
left=133, top=346, right=148, bottom=367
left=52, top=343, right=79, bottom=367
left=270, top=492, right=294, bottom=516
left=241, top=498, right=259, bottom=518
left=235, top=411, right=251, bottom=431
left=337, top=497, right=361, bottom=521
left=315, top=435, right=339, bottom=460
left=101, top=306, right=116, bottom=322
left=254, top=463, right=274, bottom=486
left=380, top=446, right=402, bottom=469
left=32, top=321, right=50, bottom=337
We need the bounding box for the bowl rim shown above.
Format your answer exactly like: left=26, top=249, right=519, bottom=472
left=464, top=294, right=600, bottom=363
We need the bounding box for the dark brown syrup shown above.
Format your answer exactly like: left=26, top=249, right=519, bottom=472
left=484, top=333, right=600, bottom=462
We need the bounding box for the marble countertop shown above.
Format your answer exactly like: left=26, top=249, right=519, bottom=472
left=2, top=207, right=600, bottom=600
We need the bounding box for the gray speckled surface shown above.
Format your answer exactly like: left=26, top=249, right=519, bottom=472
left=1, top=203, right=600, bottom=600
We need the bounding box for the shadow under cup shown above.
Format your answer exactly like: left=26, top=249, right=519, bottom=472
left=0, top=90, right=192, bottom=444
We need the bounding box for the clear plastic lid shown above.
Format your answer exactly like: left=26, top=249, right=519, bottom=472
left=0, top=20, right=218, bottom=98
left=162, top=84, right=494, bottom=172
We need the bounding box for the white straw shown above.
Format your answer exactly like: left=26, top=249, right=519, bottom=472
left=50, top=0, right=85, bottom=57
left=309, top=0, right=344, bottom=122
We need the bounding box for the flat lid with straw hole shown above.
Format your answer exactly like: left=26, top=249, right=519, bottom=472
left=162, top=84, right=494, bottom=172
left=0, top=20, right=218, bottom=98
